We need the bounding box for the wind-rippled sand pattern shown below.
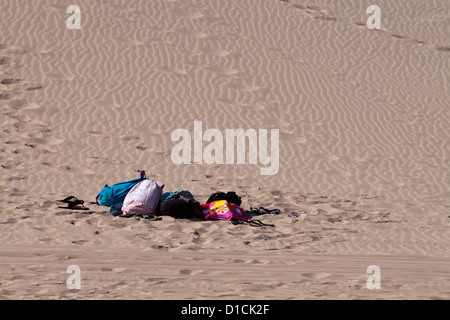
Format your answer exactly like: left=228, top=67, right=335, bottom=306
left=0, top=0, right=449, bottom=299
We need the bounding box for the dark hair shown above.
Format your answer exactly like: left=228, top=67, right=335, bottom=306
left=206, top=191, right=242, bottom=206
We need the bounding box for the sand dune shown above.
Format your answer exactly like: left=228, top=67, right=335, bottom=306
left=0, top=0, right=449, bottom=299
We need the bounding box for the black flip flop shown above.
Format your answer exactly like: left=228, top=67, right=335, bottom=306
left=250, top=207, right=282, bottom=215
left=57, top=196, right=79, bottom=203
left=58, top=205, right=89, bottom=210
left=57, top=197, right=89, bottom=210
left=232, top=219, right=275, bottom=227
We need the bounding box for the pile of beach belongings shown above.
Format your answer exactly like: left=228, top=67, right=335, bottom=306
left=94, top=171, right=273, bottom=226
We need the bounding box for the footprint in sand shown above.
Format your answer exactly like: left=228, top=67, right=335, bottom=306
left=0, top=57, right=13, bottom=65
left=72, top=240, right=90, bottom=245
left=1, top=79, right=22, bottom=85
left=302, top=272, right=332, bottom=280
left=354, top=21, right=389, bottom=32
left=26, top=85, right=43, bottom=91
left=0, top=44, right=26, bottom=54
left=42, top=161, right=95, bottom=175
left=0, top=93, right=14, bottom=100
left=354, top=22, right=450, bottom=53
left=1, top=159, right=24, bottom=169
left=179, top=269, right=203, bottom=275
left=430, top=45, right=450, bottom=52
left=290, top=4, right=337, bottom=21
left=243, top=259, right=271, bottom=265
left=179, top=269, right=192, bottom=275
left=89, top=130, right=139, bottom=141
left=88, top=156, right=124, bottom=164
left=135, top=145, right=165, bottom=155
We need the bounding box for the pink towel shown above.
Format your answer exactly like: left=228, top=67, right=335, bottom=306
left=200, top=200, right=250, bottom=221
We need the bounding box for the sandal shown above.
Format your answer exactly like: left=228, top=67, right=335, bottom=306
left=57, top=196, right=80, bottom=203
left=58, top=201, right=89, bottom=211
left=120, top=214, right=162, bottom=221
left=232, top=219, right=275, bottom=227
left=57, top=196, right=89, bottom=210
left=250, top=207, right=282, bottom=215
left=133, top=214, right=162, bottom=221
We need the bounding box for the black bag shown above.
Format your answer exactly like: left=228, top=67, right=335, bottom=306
left=159, top=193, right=203, bottom=219
left=206, top=191, right=242, bottom=206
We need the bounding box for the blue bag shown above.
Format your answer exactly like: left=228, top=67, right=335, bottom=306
left=109, top=201, right=124, bottom=216
left=96, top=171, right=146, bottom=207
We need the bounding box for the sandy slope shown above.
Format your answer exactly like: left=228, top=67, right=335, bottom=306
left=0, top=0, right=449, bottom=299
